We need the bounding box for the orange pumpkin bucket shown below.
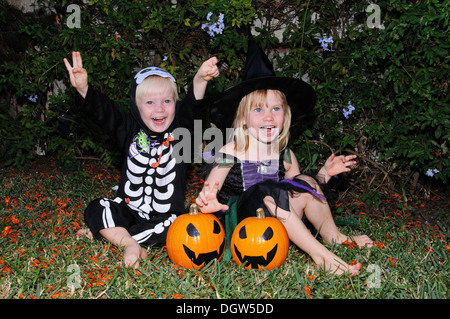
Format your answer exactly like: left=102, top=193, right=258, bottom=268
left=230, top=208, right=289, bottom=270
left=166, top=204, right=226, bottom=269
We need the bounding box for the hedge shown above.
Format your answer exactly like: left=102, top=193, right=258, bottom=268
left=0, top=0, right=448, bottom=193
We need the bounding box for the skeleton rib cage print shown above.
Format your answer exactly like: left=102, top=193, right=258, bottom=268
left=124, top=130, right=176, bottom=219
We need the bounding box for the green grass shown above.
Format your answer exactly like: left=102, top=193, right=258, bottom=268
left=0, top=164, right=448, bottom=299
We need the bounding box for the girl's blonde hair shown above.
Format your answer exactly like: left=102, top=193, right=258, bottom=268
left=135, top=75, right=178, bottom=105
left=231, top=89, right=291, bottom=152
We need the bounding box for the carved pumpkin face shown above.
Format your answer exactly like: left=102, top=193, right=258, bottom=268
left=231, top=208, right=289, bottom=270
left=166, top=204, right=225, bottom=269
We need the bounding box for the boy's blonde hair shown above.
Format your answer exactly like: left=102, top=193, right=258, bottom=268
left=231, top=89, right=291, bottom=152
left=135, top=75, right=179, bottom=105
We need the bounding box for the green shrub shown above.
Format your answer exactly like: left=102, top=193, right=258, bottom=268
left=0, top=0, right=255, bottom=169
left=272, top=0, right=449, bottom=187
left=0, top=0, right=448, bottom=192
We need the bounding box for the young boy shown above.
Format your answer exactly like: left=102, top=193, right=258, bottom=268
left=64, top=52, right=219, bottom=268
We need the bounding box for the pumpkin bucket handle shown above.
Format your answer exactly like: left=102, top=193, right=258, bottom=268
left=189, top=203, right=199, bottom=215
left=256, top=208, right=265, bottom=219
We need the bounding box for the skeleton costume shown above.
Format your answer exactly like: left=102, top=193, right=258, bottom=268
left=77, top=67, right=203, bottom=246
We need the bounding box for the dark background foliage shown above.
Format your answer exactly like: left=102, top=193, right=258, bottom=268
left=0, top=0, right=448, bottom=199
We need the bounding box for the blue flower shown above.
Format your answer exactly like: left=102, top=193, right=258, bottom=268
left=319, top=36, right=334, bottom=51
left=426, top=168, right=439, bottom=177
left=25, top=94, right=38, bottom=103
left=343, top=101, right=355, bottom=119
left=218, top=13, right=224, bottom=23
left=202, top=12, right=225, bottom=38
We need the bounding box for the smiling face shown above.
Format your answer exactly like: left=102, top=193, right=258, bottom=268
left=233, top=89, right=291, bottom=153
left=245, top=90, right=285, bottom=145
left=135, top=76, right=178, bottom=133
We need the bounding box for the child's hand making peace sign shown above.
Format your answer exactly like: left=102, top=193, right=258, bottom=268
left=63, top=51, right=89, bottom=98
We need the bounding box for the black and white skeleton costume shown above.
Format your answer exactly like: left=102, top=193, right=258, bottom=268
left=77, top=67, right=203, bottom=246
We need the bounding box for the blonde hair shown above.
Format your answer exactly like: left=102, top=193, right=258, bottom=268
left=135, top=75, right=178, bottom=105
left=231, top=89, right=291, bottom=152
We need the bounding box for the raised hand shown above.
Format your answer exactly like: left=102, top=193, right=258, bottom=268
left=196, top=181, right=229, bottom=214
left=323, top=153, right=357, bottom=178
left=196, top=56, right=220, bottom=82
left=63, top=51, right=88, bottom=98
left=192, top=56, right=219, bottom=100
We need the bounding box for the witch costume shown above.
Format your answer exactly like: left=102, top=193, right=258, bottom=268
left=209, top=35, right=326, bottom=253
left=77, top=67, right=203, bottom=246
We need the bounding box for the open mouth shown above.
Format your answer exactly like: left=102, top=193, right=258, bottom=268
left=152, top=117, right=166, bottom=125
left=259, top=125, right=276, bottom=135
left=183, top=239, right=225, bottom=267
left=233, top=244, right=278, bottom=269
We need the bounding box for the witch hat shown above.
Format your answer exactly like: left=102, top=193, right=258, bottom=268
left=211, top=33, right=316, bottom=132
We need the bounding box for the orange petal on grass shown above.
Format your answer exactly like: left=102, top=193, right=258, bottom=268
left=89, top=256, right=99, bottom=263
left=374, top=241, right=386, bottom=250
left=342, top=240, right=357, bottom=249
left=2, top=226, right=12, bottom=236
left=304, top=285, right=312, bottom=299
left=11, top=215, right=20, bottom=224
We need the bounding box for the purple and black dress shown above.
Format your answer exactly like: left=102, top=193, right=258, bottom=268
left=214, top=149, right=326, bottom=225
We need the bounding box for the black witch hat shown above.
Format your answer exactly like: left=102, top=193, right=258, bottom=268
left=210, top=34, right=316, bottom=132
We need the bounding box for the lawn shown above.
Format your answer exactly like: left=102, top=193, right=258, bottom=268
left=0, top=159, right=448, bottom=300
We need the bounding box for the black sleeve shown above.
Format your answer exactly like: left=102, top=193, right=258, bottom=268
left=75, top=86, right=134, bottom=152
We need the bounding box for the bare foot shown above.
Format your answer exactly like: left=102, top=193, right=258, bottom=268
left=313, top=251, right=362, bottom=276
left=76, top=228, right=93, bottom=239
left=123, top=240, right=148, bottom=269
left=327, top=259, right=362, bottom=276
left=333, top=233, right=374, bottom=248
left=348, top=262, right=363, bottom=277
left=352, top=235, right=373, bottom=248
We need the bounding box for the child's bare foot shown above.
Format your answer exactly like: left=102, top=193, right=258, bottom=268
left=76, top=228, right=93, bottom=239
left=123, top=239, right=148, bottom=269
left=334, top=233, right=373, bottom=248
left=352, top=235, right=373, bottom=248
left=311, top=248, right=362, bottom=276
left=348, top=262, right=363, bottom=276
left=319, top=254, right=362, bottom=276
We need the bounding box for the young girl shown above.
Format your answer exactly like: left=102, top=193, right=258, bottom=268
left=196, top=36, right=373, bottom=276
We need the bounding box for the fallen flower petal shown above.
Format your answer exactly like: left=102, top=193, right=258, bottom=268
left=11, top=215, right=20, bottom=224
left=304, top=285, right=312, bottom=299
left=342, top=240, right=358, bottom=249
left=2, top=226, right=12, bottom=236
